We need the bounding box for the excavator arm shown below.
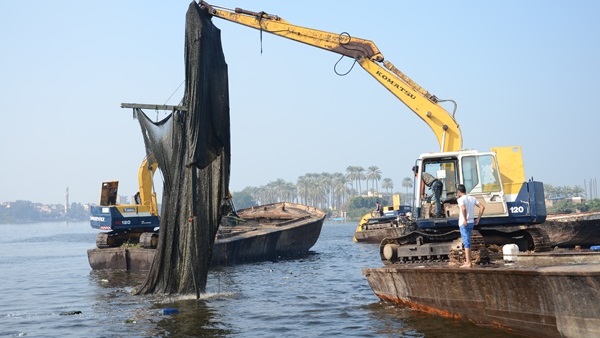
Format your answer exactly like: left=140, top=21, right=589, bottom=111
left=199, top=1, right=462, bottom=152
left=137, top=155, right=159, bottom=216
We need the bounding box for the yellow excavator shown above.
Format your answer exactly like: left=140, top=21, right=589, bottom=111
left=354, top=194, right=412, bottom=242
left=199, top=2, right=550, bottom=263
left=89, top=155, right=160, bottom=249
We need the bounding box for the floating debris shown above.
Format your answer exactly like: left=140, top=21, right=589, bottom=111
left=59, top=311, right=82, bottom=316
left=159, top=308, right=179, bottom=315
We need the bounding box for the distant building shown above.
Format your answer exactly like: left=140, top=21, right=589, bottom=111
left=545, top=196, right=585, bottom=207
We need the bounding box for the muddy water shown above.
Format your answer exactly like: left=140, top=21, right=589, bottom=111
left=0, top=221, right=524, bottom=337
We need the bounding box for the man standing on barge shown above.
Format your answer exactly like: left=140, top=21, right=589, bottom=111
left=457, top=184, right=485, bottom=268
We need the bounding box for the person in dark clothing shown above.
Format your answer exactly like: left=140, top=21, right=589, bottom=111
left=373, top=201, right=384, bottom=217
left=413, top=166, right=444, bottom=217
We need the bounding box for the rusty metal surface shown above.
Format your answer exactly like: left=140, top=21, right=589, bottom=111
left=363, top=257, right=600, bottom=337
left=87, top=248, right=155, bottom=271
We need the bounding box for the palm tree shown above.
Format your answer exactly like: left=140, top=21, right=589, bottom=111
left=345, top=166, right=364, bottom=196
left=305, top=173, right=325, bottom=208
left=319, top=172, right=333, bottom=209
left=243, top=186, right=260, bottom=206
left=332, top=172, right=349, bottom=210
left=571, top=185, right=585, bottom=198
left=345, top=166, right=357, bottom=196
left=356, top=166, right=365, bottom=196
left=255, top=186, right=269, bottom=205
left=267, top=178, right=287, bottom=202
left=296, top=175, right=310, bottom=205
left=382, top=178, right=393, bottom=195
left=284, top=181, right=297, bottom=202
left=367, top=166, right=382, bottom=196
left=402, top=177, right=413, bottom=204
left=544, top=184, right=556, bottom=199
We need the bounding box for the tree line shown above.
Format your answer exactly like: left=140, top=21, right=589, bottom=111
left=543, top=184, right=585, bottom=199
left=231, top=166, right=597, bottom=219
left=0, top=200, right=89, bottom=224
left=231, top=165, right=409, bottom=213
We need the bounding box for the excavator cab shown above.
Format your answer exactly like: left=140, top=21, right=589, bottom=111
left=99, top=181, right=119, bottom=206
left=414, top=150, right=508, bottom=221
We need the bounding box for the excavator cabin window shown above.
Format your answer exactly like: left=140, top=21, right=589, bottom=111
left=422, top=160, right=458, bottom=202
left=100, top=181, right=119, bottom=206
left=461, top=155, right=501, bottom=194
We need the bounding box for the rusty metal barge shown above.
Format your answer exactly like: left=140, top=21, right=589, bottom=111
left=363, top=251, right=600, bottom=337
left=88, top=202, right=326, bottom=271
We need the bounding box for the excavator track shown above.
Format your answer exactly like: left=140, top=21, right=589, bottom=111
left=478, top=226, right=553, bottom=253
left=379, top=227, right=544, bottom=265
left=96, top=232, right=119, bottom=249
left=139, top=232, right=158, bottom=249
left=380, top=230, right=462, bottom=265
left=470, top=230, right=486, bottom=250
left=95, top=230, right=150, bottom=249
left=525, top=227, right=552, bottom=252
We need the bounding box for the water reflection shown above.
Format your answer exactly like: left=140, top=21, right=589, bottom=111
left=152, top=298, right=234, bottom=337
left=365, top=302, right=528, bottom=338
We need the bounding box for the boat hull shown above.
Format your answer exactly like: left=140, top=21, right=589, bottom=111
left=544, top=211, right=600, bottom=248
left=88, top=247, right=155, bottom=271
left=88, top=202, right=325, bottom=270
left=212, top=213, right=324, bottom=265
left=363, top=253, right=600, bottom=337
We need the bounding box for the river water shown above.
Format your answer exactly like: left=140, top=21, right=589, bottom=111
left=0, top=221, right=524, bottom=337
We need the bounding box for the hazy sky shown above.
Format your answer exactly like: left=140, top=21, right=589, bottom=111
left=2, top=1, right=599, bottom=205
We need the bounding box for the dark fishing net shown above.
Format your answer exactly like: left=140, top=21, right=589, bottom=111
left=134, top=1, right=230, bottom=296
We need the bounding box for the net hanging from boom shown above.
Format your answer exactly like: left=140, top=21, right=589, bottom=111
left=134, top=1, right=231, bottom=295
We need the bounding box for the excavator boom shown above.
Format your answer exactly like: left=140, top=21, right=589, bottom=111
left=199, top=1, right=462, bottom=152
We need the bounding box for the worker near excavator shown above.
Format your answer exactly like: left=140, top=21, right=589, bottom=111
left=457, top=184, right=485, bottom=268
left=373, top=201, right=384, bottom=217
left=413, top=165, right=443, bottom=217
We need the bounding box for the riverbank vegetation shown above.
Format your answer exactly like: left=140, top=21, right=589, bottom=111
left=231, top=165, right=402, bottom=218
left=231, top=172, right=596, bottom=220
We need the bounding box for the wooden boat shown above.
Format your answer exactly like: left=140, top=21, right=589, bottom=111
left=87, top=202, right=325, bottom=271
left=543, top=211, right=600, bottom=248
left=363, top=249, right=600, bottom=337
left=213, top=202, right=326, bottom=265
